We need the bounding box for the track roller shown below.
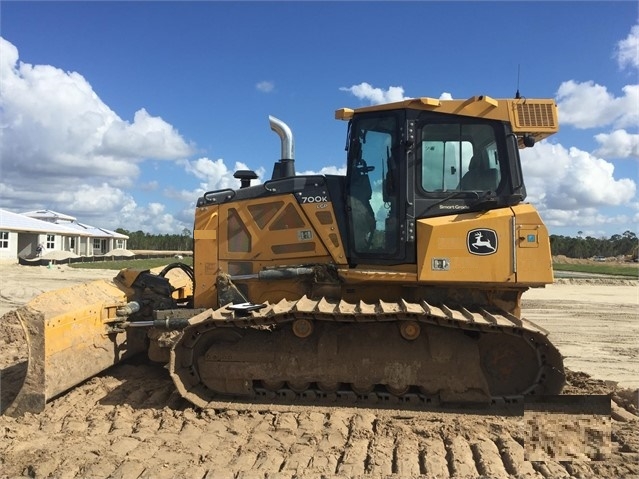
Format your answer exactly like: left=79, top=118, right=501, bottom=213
left=351, top=383, right=375, bottom=395
left=317, top=382, right=340, bottom=393
left=288, top=381, right=310, bottom=393
left=399, top=321, right=421, bottom=340
left=386, top=384, right=410, bottom=396
left=262, top=380, right=285, bottom=391
left=292, top=318, right=313, bottom=338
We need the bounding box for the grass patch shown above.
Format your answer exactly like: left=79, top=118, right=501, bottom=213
left=69, top=257, right=193, bottom=270
left=552, top=262, right=638, bottom=278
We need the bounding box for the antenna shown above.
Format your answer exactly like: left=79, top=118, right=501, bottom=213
left=515, top=64, right=521, bottom=99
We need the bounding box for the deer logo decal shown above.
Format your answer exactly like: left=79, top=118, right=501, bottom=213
left=467, top=229, right=498, bottom=255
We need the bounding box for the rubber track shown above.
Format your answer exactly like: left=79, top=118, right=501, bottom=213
left=172, top=295, right=565, bottom=409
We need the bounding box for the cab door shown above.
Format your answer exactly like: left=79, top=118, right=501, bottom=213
left=345, top=113, right=405, bottom=264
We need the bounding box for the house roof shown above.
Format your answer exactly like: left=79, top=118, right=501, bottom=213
left=65, top=221, right=129, bottom=239
left=1, top=209, right=128, bottom=239
left=0, top=209, right=90, bottom=236
left=21, top=209, right=77, bottom=222
left=21, top=210, right=128, bottom=239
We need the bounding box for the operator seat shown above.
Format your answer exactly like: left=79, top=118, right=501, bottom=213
left=459, top=153, right=498, bottom=191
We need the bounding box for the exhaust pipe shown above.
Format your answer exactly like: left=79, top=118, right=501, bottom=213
left=269, top=115, right=295, bottom=179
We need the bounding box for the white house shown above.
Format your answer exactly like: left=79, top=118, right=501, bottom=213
left=22, top=210, right=128, bottom=256
left=0, top=209, right=129, bottom=263
left=0, top=209, right=88, bottom=262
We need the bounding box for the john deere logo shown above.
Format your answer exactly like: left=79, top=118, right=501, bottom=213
left=467, top=229, right=498, bottom=255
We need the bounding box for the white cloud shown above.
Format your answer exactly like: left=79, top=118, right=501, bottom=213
left=632, top=202, right=639, bottom=226
left=99, top=108, right=194, bottom=159
left=521, top=142, right=636, bottom=214
left=52, top=196, right=194, bottom=235
left=116, top=201, right=188, bottom=235
left=0, top=179, right=194, bottom=234
left=174, top=157, right=268, bottom=211
left=298, top=165, right=346, bottom=176
left=0, top=180, right=170, bottom=233
left=594, top=129, right=639, bottom=159
left=556, top=80, right=638, bottom=129
left=615, top=24, right=639, bottom=70
left=340, top=82, right=408, bottom=105
left=58, top=183, right=134, bottom=214
left=256, top=81, right=275, bottom=93
left=0, top=38, right=194, bottom=174
left=181, top=157, right=264, bottom=191
left=0, top=36, right=196, bottom=234
left=140, top=180, right=159, bottom=191
left=340, top=83, right=454, bottom=104
left=541, top=207, right=631, bottom=233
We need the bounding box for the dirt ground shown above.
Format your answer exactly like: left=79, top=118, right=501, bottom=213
left=0, top=263, right=637, bottom=479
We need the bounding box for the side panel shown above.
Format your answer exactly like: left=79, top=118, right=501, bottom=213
left=416, top=209, right=515, bottom=284
left=416, top=205, right=553, bottom=286
left=217, top=195, right=336, bottom=273
left=193, top=205, right=220, bottom=309
left=214, top=195, right=344, bottom=305
left=512, top=204, right=554, bottom=285
left=193, top=195, right=346, bottom=309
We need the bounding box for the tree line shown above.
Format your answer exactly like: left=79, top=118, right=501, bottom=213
left=115, top=228, right=193, bottom=251
left=116, top=227, right=638, bottom=259
left=550, top=230, right=638, bottom=259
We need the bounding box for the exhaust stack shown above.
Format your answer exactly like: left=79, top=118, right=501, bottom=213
left=269, top=115, right=295, bottom=179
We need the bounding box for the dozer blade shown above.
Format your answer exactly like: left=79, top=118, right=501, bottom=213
left=2, top=280, right=146, bottom=416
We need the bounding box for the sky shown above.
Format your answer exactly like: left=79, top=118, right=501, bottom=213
left=0, top=1, right=637, bottom=238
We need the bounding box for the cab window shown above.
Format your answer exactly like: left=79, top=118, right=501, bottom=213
left=420, top=123, right=501, bottom=192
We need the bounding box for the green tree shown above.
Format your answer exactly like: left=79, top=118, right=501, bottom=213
left=550, top=231, right=638, bottom=258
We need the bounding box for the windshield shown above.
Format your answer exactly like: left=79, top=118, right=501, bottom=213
left=420, top=123, right=501, bottom=192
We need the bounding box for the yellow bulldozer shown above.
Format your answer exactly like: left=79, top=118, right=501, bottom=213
left=4, top=94, right=565, bottom=416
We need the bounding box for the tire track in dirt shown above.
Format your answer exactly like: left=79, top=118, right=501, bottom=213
left=420, top=433, right=449, bottom=477
left=2, top=270, right=638, bottom=479
left=1, top=360, right=638, bottom=479
left=335, top=411, right=376, bottom=476
left=496, top=434, right=541, bottom=478
left=365, top=419, right=395, bottom=475
left=471, top=437, right=510, bottom=478
left=394, top=428, right=421, bottom=476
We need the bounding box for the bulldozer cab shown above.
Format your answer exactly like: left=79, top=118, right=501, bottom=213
left=345, top=106, right=527, bottom=265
